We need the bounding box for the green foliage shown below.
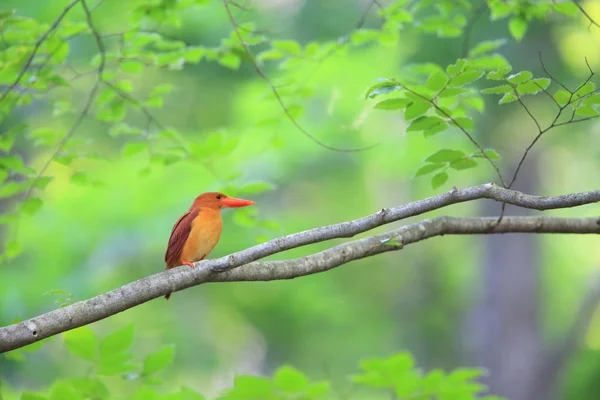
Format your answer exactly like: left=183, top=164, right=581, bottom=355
left=5, top=327, right=504, bottom=400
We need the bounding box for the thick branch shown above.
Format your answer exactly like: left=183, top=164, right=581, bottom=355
left=1, top=213, right=599, bottom=353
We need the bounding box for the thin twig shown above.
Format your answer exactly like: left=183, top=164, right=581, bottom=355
left=0, top=0, right=80, bottom=106
left=461, top=1, right=486, bottom=58
left=221, top=0, right=378, bottom=152
left=571, top=0, right=600, bottom=30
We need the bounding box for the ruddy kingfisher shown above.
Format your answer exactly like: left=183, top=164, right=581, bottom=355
left=163, top=192, right=255, bottom=299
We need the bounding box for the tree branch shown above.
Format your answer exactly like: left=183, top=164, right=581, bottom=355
left=1, top=184, right=599, bottom=353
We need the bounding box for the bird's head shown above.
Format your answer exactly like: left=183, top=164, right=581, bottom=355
left=192, top=192, right=256, bottom=210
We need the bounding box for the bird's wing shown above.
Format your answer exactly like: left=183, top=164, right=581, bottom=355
left=164, top=208, right=200, bottom=268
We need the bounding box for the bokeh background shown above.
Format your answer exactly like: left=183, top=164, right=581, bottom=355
left=1, top=0, right=600, bottom=399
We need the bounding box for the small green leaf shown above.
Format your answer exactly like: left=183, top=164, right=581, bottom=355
left=431, top=172, right=448, bottom=189
left=33, top=176, right=54, bottom=189
left=486, top=67, right=512, bottom=80
left=404, top=100, right=431, bottom=120
left=469, top=39, right=507, bottom=57
left=143, top=345, right=175, bottom=375
left=532, top=78, right=551, bottom=90
left=575, top=105, right=599, bottom=117
left=554, top=90, right=571, bottom=106
left=0, top=181, right=29, bottom=198
left=63, top=326, right=98, bottom=361
left=426, top=149, right=466, bottom=163
left=415, top=163, right=445, bottom=177
left=365, top=81, right=402, bottom=99
left=406, top=116, right=445, bottom=132
left=553, top=2, right=579, bottom=16
left=272, top=40, right=302, bottom=55
left=574, top=82, right=595, bottom=99
left=218, top=53, right=240, bottom=69
left=122, top=142, right=148, bottom=157
left=119, top=61, right=144, bottom=74
left=274, top=365, right=309, bottom=393
left=374, top=98, right=411, bottom=110
left=423, top=121, right=449, bottom=137
left=479, top=149, right=502, bottom=159
left=583, top=94, right=600, bottom=105
left=5, top=240, right=22, bottom=260
left=499, top=93, right=518, bottom=104
left=509, top=17, right=528, bottom=41
left=50, top=382, right=84, bottom=400
left=71, top=172, right=88, bottom=186
left=448, top=71, right=484, bottom=87
left=453, top=116, right=473, bottom=130
left=450, top=158, right=478, bottom=170
left=446, top=59, right=467, bottom=76
left=21, top=197, right=43, bottom=216
left=482, top=84, right=513, bottom=94
left=507, top=71, right=532, bottom=84
left=517, top=81, right=543, bottom=95
left=425, top=71, right=449, bottom=92
left=183, top=47, right=204, bottom=63
left=100, top=325, right=134, bottom=357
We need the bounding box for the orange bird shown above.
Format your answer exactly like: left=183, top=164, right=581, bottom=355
left=164, top=192, right=255, bottom=300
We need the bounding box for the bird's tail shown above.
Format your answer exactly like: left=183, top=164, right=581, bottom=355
left=165, top=293, right=171, bottom=300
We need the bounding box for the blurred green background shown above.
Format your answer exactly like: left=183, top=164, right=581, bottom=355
left=1, top=0, right=600, bottom=399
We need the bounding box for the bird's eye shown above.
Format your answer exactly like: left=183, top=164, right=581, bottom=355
left=216, top=195, right=222, bottom=200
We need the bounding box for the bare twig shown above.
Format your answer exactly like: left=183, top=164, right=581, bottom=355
left=0, top=0, right=80, bottom=106
left=221, top=0, right=378, bottom=152
left=461, top=1, right=486, bottom=58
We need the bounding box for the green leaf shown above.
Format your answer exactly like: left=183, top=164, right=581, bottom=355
left=507, top=71, right=532, bottom=84
left=450, top=158, right=478, bottom=170
left=482, top=84, right=513, bottom=94
left=479, top=149, right=502, bottom=159
left=516, top=81, right=545, bottom=95
left=415, top=163, right=445, bottom=177
left=554, top=90, right=571, bottom=106
left=448, top=71, right=484, bottom=87
left=183, top=47, right=204, bottom=63
left=532, top=78, right=551, bottom=90
left=218, top=53, right=240, bottom=69
left=0, top=181, right=29, bottom=198
left=404, top=100, right=431, bottom=120
left=431, top=172, right=449, bottom=189
left=109, top=123, right=143, bottom=137
left=120, top=61, right=144, bottom=74
left=21, top=197, right=43, bottom=216
left=583, top=94, right=600, bottom=105
left=63, top=326, right=98, bottom=361
left=228, top=376, right=273, bottom=398
left=406, top=116, right=445, bottom=132
left=365, top=81, right=402, bottom=99
left=50, top=382, right=88, bottom=400
left=33, top=176, right=53, bottom=190
left=486, top=67, right=512, bottom=81
left=143, top=345, right=175, bottom=375
left=71, top=172, right=88, bottom=186
left=162, top=387, right=205, bottom=400
left=553, top=2, right=579, bottom=16
left=509, top=17, right=527, bottom=41
left=446, top=59, right=467, bottom=76
left=426, top=149, right=466, bottom=163
left=67, top=378, right=109, bottom=399
left=351, top=29, right=380, bottom=45
left=100, top=324, right=134, bottom=357
left=374, top=98, right=411, bottom=110
left=453, top=116, right=473, bottom=130
left=272, top=40, right=302, bottom=55
left=273, top=366, right=309, bottom=393
left=574, top=82, right=595, bottom=99
left=425, top=71, right=449, bottom=92
left=5, top=240, right=23, bottom=260
left=575, top=105, right=599, bottom=117
left=469, top=39, right=507, bottom=57
left=499, top=93, right=518, bottom=104
left=423, top=121, right=449, bottom=137
left=0, top=169, right=7, bottom=185
left=122, top=142, right=148, bottom=157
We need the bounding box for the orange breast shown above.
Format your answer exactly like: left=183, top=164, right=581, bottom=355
left=180, top=208, right=223, bottom=262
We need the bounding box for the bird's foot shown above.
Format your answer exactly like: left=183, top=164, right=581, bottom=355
left=181, top=259, right=196, bottom=269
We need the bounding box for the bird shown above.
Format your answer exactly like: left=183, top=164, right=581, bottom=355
left=163, top=191, right=256, bottom=300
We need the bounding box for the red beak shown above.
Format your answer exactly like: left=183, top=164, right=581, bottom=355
left=220, top=197, right=256, bottom=208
